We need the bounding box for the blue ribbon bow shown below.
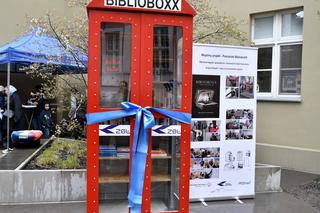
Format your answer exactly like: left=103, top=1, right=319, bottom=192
left=86, top=102, right=191, bottom=213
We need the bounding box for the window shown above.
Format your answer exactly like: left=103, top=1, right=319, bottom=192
left=252, top=9, right=303, bottom=101
left=100, top=23, right=132, bottom=108
left=153, top=26, right=183, bottom=109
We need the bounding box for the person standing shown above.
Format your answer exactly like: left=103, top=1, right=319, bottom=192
left=4, top=85, right=22, bottom=148
left=39, top=103, right=53, bottom=138
left=0, top=86, right=5, bottom=149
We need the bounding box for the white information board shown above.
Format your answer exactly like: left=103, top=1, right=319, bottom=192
left=190, top=44, right=257, bottom=200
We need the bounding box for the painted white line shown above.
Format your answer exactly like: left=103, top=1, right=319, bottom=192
left=234, top=196, right=244, bottom=204
left=0, top=150, right=8, bottom=158
left=199, top=198, right=208, bottom=207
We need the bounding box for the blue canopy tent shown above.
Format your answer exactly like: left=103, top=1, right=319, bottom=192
left=0, top=28, right=88, bottom=71
left=0, top=28, right=88, bottom=153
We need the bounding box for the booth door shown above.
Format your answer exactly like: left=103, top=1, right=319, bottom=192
left=93, top=12, right=191, bottom=213
left=97, top=12, right=140, bottom=213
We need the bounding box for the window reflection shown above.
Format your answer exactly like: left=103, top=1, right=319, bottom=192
left=100, top=23, right=131, bottom=108
left=153, top=26, right=183, bottom=109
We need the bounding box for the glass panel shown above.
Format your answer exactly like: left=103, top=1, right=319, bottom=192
left=101, top=23, right=132, bottom=108
left=99, top=135, right=130, bottom=213
left=280, top=45, right=302, bottom=69
left=279, top=69, right=301, bottom=94
left=254, top=16, right=274, bottom=40
left=151, top=119, right=180, bottom=212
left=153, top=26, right=183, bottom=109
left=258, top=47, right=272, bottom=69
left=257, top=71, right=272, bottom=93
left=282, top=11, right=303, bottom=37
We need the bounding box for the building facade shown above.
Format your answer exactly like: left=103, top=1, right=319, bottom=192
left=212, top=0, right=320, bottom=174
left=0, top=0, right=79, bottom=102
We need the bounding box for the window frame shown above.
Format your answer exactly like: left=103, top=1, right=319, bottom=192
left=251, top=9, right=303, bottom=102
left=256, top=45, right=274, bottom=96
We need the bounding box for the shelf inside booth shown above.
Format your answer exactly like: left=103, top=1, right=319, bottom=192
left=99, top=124, right=180, bottom=212
left=99, top=155, right=172, bottom=160
left=99, top=174, right=171, bottom=184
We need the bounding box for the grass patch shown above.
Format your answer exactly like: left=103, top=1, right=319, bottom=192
left=35, top=138, right=86, bottom=169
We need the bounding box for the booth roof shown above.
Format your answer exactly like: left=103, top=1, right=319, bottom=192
left=0, top=28, right=88, bottom=71
left=87, top=0, right=196, bottom=16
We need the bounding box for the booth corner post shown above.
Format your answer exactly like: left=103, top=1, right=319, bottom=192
left=86, top=0, right=195, bottom=212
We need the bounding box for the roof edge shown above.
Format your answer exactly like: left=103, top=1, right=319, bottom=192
left=87, top=0, right=196, bottom=16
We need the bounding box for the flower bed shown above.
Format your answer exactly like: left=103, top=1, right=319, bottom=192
left=25, top=138, right=86, bottom=169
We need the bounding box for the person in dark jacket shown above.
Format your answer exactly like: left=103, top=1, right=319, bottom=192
left=4, top=85, right=23, bottom=130
left=3, top=85, right=22, bottom=148
left=0, top=85, right=5, bottom=149
left=39, top=103, right=53, bottom=138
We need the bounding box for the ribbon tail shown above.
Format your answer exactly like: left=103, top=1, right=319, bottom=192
left=130, top=205, right=141, bottom=213
left=132, top=110, right=143, bottom=153
left=128, top=151, right=147, bottom=207
left=128, top=118, right=150, bottom=212
left=86, top=109, right=136, bottom=125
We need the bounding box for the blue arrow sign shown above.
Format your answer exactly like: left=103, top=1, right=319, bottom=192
left=101, top=125, right=118, bottom=134
left=217, top=181, right=227, bottom=186
left=152, top=125, right=169, bottom=134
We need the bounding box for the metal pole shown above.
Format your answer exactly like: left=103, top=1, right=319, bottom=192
left=6, top=62, right=10, bottom=152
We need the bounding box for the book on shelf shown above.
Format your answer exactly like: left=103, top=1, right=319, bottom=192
left=151, top=149, right=167, bottom=157
left=99, top=144, right=116, bottom=150
left=117, top=147, right=130, bottom=152
left=117, top=153, right=130, bottom=158
left=117, top=146, right=130, bottom=158
left=99, top=150, right=117, bottom=157
left=100, top=145, right=117, bottom=157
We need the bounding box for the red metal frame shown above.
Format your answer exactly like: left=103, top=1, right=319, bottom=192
left=87, top=1, right=195, bottom=213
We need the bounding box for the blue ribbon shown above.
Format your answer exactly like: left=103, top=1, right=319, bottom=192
left=86, top=102, right=191, bottom=213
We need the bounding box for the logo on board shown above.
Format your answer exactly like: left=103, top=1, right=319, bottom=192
left=99, top=125, right=181, bottom=136
left=105, top=0, right=182, bottom=11
left=217, top=181, right=232, bottom=187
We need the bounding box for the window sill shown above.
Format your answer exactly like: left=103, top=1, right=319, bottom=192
left=257, top=96, right=302, bottom=103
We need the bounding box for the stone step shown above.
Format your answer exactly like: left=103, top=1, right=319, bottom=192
left=0, top=164, right=281, bottom=204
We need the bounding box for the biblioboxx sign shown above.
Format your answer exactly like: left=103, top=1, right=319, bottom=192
left=105, top=0, right=182, bottom=11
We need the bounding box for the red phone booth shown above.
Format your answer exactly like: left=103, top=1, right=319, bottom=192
left=86, top=1, right=195, bottom=212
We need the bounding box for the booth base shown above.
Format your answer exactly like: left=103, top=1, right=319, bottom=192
left=99, top=199, right=168, bottom=213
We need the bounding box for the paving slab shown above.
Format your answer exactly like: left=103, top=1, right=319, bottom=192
left=0, top=147, right=37, bottom=170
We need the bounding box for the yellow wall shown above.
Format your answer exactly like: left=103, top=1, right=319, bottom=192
left=0, top=0, right=83, bottom=45
left=212, top=0, right=320, bottom=173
